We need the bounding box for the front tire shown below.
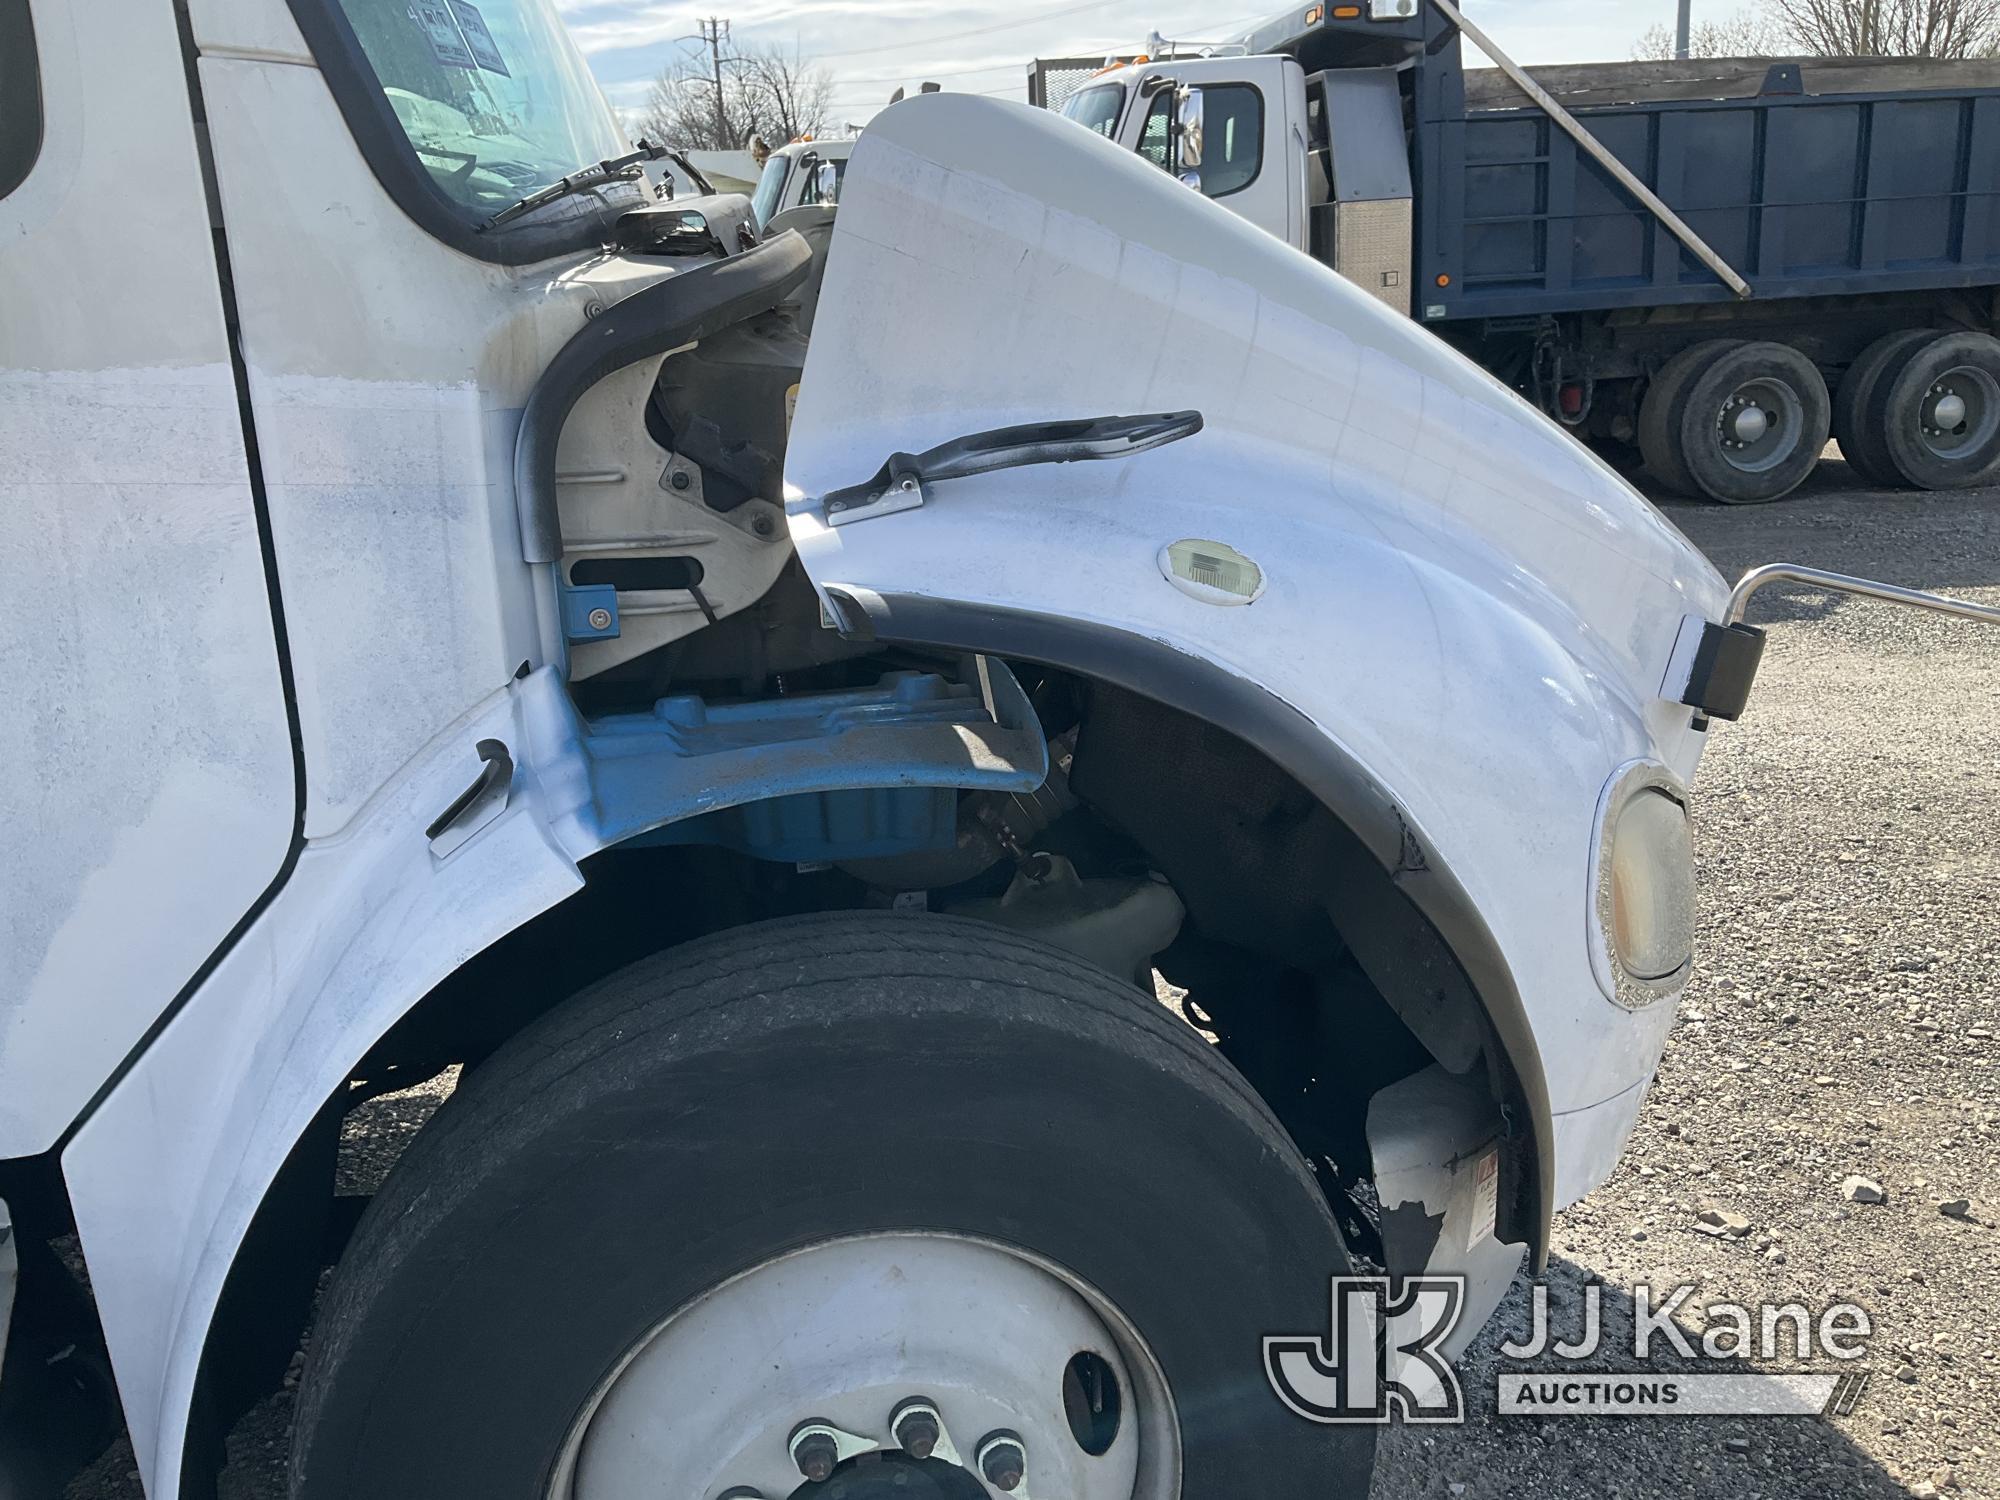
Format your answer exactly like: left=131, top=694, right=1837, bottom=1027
left=291, top=914, right=1371, bottom=1499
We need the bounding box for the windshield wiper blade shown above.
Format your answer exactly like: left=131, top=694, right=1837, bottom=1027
left=483, top=141, right=669, bottom=230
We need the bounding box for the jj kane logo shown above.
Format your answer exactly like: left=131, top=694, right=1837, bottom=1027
left=1265, top=1278, right=1877, bottom=1425
left=1263, top=1277, right=1467, bottom=1423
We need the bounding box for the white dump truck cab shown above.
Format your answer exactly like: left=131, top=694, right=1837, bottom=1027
left=749, top=136, right=854, bottom=228
left=1059, top=55, right=1310, bottom=258
left=8, top=2, right=1998, bottom=1498
left=1059, top=49, right=1419, bottom=316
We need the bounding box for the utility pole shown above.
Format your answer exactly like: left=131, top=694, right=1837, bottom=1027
left=1675, top=0, right=1692, bottom=59
left=699, top=17, right=732, bottom=147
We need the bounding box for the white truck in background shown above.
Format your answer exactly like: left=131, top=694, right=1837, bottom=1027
left=5, top=0, right=1999, bottom=1497
left=1040, top=2, right=2000, bottom=504
left=750, top=135, right=853, bottom=229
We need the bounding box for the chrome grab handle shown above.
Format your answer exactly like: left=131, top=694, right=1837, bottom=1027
left=1727, top=563, right=2000, bottom=630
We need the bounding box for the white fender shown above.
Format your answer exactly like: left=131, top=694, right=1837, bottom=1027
left=784, top=96, right=1730, bottom=1194
left=60, top=671, right=589, bottom=1494
left=61, top=645, right=1047, bottom=1497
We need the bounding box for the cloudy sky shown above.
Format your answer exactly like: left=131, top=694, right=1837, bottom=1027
left=560, top=0, right=1739, bottom=124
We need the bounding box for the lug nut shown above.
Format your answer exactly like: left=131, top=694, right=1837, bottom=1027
left=790, top=1425, right=840, bottom=1483
left=976, top=1431, right=1026, bottom=1492
left=890, top=1399, right=941, bottom=1461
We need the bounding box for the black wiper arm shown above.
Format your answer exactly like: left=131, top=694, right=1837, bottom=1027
left=821, top=411, right=1203, bottom=526
left=483, top=141, right=670, bottom=230
left=666, top=148, right=714, bottom=195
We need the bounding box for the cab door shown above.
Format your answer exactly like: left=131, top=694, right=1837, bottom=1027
left=0, top=0, right=298, bottom=1154
left=1116, top=56, right=1306, bottom=249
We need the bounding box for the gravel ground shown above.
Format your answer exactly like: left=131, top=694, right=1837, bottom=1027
left=66, top=460, right=2000, bottom=1500
left=1383, top=462, right=2000, bottom=1498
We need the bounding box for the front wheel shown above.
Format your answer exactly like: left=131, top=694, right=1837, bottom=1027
left=291, top=914, right=1372, bottom=1499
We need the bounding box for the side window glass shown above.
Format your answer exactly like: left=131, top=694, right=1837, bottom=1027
left=0, top=0, right=43, bottom=199
left=1200, top=84, right=1263, bottom=198
left=1137, top=94, right=1171, bottom=169
left=798, top=156, right=845, bottom=206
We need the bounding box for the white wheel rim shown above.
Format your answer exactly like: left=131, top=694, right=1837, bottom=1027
left=547, top=1233, right=1180, bottom=1500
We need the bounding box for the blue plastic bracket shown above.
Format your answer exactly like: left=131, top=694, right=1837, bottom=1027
left=561, top=584, right=621, bottom=642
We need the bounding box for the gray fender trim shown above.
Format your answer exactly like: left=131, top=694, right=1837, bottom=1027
left=828, top=588, right=1556, bottom=1260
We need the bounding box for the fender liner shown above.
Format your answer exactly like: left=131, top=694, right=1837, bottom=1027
left=825, top=587, right=1556, bottom=1261
left=514, top=229, right=813, bottom=563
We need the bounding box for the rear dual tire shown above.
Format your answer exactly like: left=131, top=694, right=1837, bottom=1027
left=1832, top=329, right=1935, bottom=487
left=290, top=914, right=1371, bottom=1499
left=1640, top=340, right=1831, bottom=505
left=1857, top=331, right=2000, bottom=491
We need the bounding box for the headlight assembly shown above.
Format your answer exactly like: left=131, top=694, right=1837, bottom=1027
left=1591, top=767, right=1696, bottom=1006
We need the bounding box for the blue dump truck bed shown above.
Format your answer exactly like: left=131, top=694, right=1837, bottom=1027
left=1204, top=2, right=2000, bottom=501
left=1412, top=53, right=2000, bottom=323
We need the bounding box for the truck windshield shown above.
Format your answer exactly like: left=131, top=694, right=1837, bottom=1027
left=329, top=0, right=629, bottom=218
left=1061, top=84, right=1125, bottom=137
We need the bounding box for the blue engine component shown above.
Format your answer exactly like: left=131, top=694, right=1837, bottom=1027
left=580, top=664, right=1048, bottom=862
left=644, top=785, right=959, bottom=862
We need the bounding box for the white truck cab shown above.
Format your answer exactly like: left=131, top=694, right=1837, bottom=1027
left=1059, top=51, right=1414, bottom=315
left=750, top=135, right=854, bottom=228
left=5, top=2, right=1994, bottom=1497
left=1059, top=55, right=1309, bottom=261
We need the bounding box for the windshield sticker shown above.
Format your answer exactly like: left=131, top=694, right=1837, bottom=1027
left=449, top=0, right=511, bottom=77
left=409, top=1, right=475, bottom=69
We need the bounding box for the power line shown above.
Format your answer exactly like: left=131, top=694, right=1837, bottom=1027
left=822, top=7, right=1279, bottom=105
left=833, top=59, right=1024, bottom=85
left=812, top=0, right=1123, bottom=59
left=825, top=9, right=1273, bottom=82
left=829, top=84, right=1023, bottom=100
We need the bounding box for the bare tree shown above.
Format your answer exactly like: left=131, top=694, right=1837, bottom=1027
left=637, top=52, right=738, bottom=150
left=736, top=44, right=836, bottom=146
left=1633, top=10, right=1785, bottom=58
left=1773, top=0, right=2000, bottom=56
left=636, top=38, right=834, bottom=151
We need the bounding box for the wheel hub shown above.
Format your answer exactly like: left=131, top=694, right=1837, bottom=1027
left=1916, top=366, right=2000, bottom=459
left=549, top=1235, right=1167, bottom=1500
left=787, top=1452, right=988, bottom=1498
left=1715, top=378, right=1803, bottom=473
left=1727, top=401, right=1770, bottom=444
left=1929, top=390, right=1969, bottom=431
